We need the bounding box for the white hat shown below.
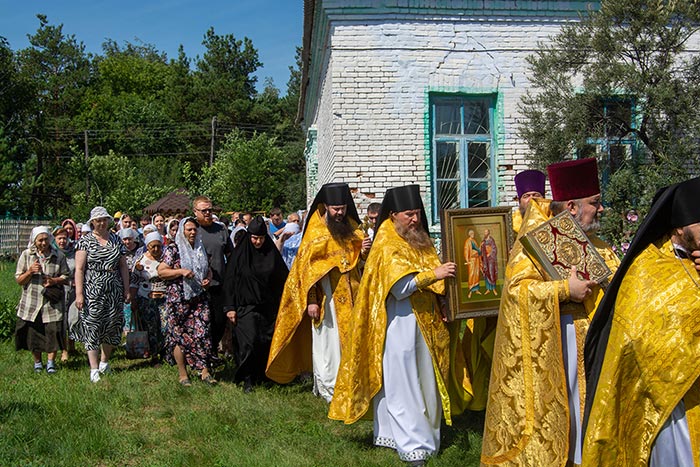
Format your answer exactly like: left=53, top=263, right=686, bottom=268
left=87, top=206, right=113, bottom=226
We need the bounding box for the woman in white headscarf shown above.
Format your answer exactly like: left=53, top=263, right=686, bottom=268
left=15, top=226, right=70, bottom=374
left=118, top=227, right=139, bottom=334
left=157, top=217, right=216, bottom=386
left=130, top=231, right=168, bottom=365
left=165, top=217, right=179, bottom=246
left=71, top=206, right=131, bottom=383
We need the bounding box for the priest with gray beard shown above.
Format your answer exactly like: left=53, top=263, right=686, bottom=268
left=329, top=184, right=457, bottom=466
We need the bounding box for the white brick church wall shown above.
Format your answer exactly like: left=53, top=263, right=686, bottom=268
left=305, top=10, right=580, bottom=223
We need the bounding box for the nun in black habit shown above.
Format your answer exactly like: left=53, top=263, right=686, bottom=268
left=223, top=216, right=289, bottom=391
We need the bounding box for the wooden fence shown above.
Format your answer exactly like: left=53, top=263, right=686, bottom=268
left=0, top=220, right=54, bottom=258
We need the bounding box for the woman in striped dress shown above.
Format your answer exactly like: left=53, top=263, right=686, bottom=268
left=71, top=206, right=131, bottom=383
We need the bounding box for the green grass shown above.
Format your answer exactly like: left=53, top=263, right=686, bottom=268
left=0, top=261, right=484, bottom=467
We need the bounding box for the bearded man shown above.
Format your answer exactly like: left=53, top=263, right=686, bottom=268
left=481, top=158, right=620, bottom=467
left=512, top=169, right=546, bottom=235
left=329, top=184, right=457, bottom=466
left=266, top=183, right=371, bottom=401
left=583, top=176, right=700, bottom=467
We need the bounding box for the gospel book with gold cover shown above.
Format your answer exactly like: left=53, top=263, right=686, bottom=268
left=520, top=211, right=612, bottom=284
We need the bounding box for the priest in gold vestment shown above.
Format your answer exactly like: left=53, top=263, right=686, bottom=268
left=511, top=169, right=546, bottom=236
left=481, top=158, right=620, bottom=467
left=583, top=176, right=700, bottom=467
left=266, top=183, right=370, bottom=401
left=329, top=184, right=458, bottom=466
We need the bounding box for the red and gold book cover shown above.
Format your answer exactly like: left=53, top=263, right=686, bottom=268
left=520, top=211, right=612, bottom=284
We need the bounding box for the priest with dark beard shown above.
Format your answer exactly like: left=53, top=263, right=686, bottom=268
left=266, top=182, right=371, bottom=401
left=329, top=184, right=457, bottom=466
left=222, top=216, right=288, bottom=392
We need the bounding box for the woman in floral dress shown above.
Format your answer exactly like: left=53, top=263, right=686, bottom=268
left=158, top=217, right=216, bottom=386
left=130, top=231, right=168, bottom=364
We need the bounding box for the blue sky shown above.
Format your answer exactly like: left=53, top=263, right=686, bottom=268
left=0, top=0, right=303, bottom=95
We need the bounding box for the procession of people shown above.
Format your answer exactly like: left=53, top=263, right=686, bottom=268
left=12, top=166, right=700, bottom=466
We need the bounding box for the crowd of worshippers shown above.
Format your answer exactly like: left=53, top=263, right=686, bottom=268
left=13, top=160, right=700, bottom=467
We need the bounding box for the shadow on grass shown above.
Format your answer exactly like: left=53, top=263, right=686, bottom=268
left=0, top=401, right=45, bottom=423
left=442, top=409, right=485, bottom=453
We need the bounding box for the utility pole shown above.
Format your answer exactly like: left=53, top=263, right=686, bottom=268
left=84, top=130, right=90, bottom=201
left=210, top=116, right=217, bottom=167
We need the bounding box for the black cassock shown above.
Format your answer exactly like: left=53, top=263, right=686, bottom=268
left=223, top=217, right=289, bottom=386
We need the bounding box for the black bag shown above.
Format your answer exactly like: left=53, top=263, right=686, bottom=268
left=42, top=284, right=64, bottom=304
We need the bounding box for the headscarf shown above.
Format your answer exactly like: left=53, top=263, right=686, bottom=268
left=166, top=218, right=179, bottom=242
left=28, top=226, right=53, bottom=249
left=175, top=217, right=209, bottom=300
left=118, top=228, right=138, bottom=240
left=230, top=225, right=247, bottom=248
left=28, top=227, right=55, bottom=266
left=142, top=223, right=157, bottom=236
left=61, top=218, right=78, bottom=242
left=144, top=231, right=163, bottom=247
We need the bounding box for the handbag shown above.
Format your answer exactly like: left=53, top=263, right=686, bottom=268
left=125, top=306, right=150, bottom=360
left=42, top=284, right=64, bottom=304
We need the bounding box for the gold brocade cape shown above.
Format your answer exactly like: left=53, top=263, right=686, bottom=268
left=512, top=209, right=522, bottom=236
left=582, top=238, right=700, bottom=467
left=328, top=219, right=456, bottom=424
left=265, top=210, right=363, bottom=384
left=481, top=198, right=620, bottom=467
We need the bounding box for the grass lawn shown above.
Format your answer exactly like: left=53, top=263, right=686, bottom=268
left=0, top=261, right=484, bottom=467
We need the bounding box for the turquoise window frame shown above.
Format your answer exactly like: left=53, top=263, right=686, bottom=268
left=429, top=93, right=499, bottom=224
left=578, top=97, right=640, bottom=186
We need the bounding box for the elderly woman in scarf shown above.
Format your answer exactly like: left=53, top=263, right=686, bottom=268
left=53, top=227, right=77, bottom=363
left=15, top=227, right=71, bottom=374
left=118, top=227, right=140, bottom=333
left=158, top=217, right=216, bottom=386
left=223, top=216, right=289, bottom=391
left=130, top=231, right=168, bottom=365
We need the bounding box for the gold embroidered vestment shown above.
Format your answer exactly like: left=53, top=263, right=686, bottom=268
left=480, top=198, right=620, bottom=467
left=265, top=209, right=363, bottom=384
left=328, top=219, right=458, bottom=424
left=582, top=238, right=700, bottom=467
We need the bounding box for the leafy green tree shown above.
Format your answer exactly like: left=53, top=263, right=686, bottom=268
left=75, top=40, right=187, bottom=159
left=62, top=152, right=180, bottom=220
left=519, top=0, right=700, bottom=251
left=0, top=37, right=35, bottom=216
left=201, top=131, right=302, bottom=213
left=15, top=14, right=93, bottom=217
left=190, top=27, right=262, bottom=126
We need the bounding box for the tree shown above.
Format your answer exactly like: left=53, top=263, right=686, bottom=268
left=519, top=0, right=700, bottom=251
left=190, top=27, right=262, bottom=126
left=0, top=37, right=34, bottom=216
left=16, top=14, right=93, bottom=217
left=200, top=131, right=302, bottom=213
